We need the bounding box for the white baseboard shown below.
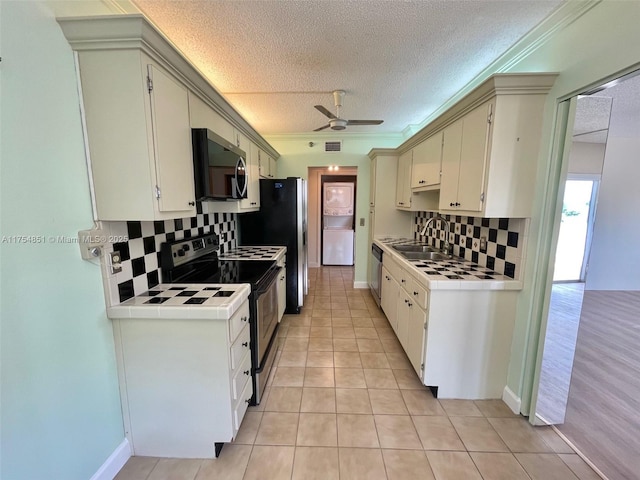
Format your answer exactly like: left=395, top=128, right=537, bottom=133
left=502, top=385, right=521, bottom=414
left=353, top=281, right=369, bottom=289
left=90, top=438, right=132, bottom=480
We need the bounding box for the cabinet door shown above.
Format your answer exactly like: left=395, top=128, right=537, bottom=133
left=439, top=119, right=463, bottom=210
left=457, top=102, right=491, bottom=212
left=380, top=266, right=399, bottom=333
left=148, top=65, right=195, bottom=213
left=269, top=157, right=277, bottom=178
left=258, top=150, right=268, bottom=179
left=411, top=132, right=442, bottom=189
left=397, top=289, right=411, bottom=352
left=369, top=159, right=377, bottom=207
left=396, top=151, right=412, bottom=208
left=407, top=304, right=427, bottom=378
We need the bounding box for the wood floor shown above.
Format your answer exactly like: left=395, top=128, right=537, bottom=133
left=554, top=290, right=640, bottom=480
left=536, top=283, right=584, bottom=424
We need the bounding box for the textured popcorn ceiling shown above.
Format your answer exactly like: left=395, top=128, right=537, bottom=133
left=133, top=0, right=562, bottom=135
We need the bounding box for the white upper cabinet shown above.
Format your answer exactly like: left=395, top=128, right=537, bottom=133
left=439, top=119, right=463, bottom=210
left=258, top=150, right=277, bottom=179
left=188, top=92, right=234, bottom=144
left=439, top=102, right=491, bottom=213
left=411, top=132, right=442, bottom=190
left=73, top=49, right=195, bottom=221
left=58, top=15, right=279, bottom=219
left=395, top=150, right=439, bottom=212
left=395, top=150, right=413, bottom=209
left=381, top=73, right=557, bottom=218
left=436, top=75, right=557, bottom=217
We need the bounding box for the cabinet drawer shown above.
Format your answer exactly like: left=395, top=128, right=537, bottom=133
left=230, top=324, right=251, bottom=371
left=233, top=378, right=253, bottom=434
left=231, top=351, right=252, bottom=402
left=407, top=278, right=428, bottom=310
left=384, top=255, right=402, bottom=281
left=229, top=301, right=250, bottom=342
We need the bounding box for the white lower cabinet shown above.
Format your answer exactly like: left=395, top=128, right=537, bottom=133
left=380, top=266, right=399, bottom=333
left=383, top=258, right=427, bottom=378
left=380, top=249, right=518, bottom=399
left=112, top=300, right=252, bottom=458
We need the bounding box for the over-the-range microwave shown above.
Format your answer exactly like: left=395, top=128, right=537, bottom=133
left=192, top=128, right=248, bottom=200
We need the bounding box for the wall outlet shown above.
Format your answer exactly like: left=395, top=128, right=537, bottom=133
left=480, top=236, right=487, bottom=252
left=109, top=251, right=122, bottom=274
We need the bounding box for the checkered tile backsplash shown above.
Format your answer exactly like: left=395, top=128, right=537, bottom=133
left=103, top=202, right=237, bottom=305
left=413, top=212, right=528, bottom=279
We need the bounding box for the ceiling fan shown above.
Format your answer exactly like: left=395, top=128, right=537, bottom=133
left=313, top=90, right=384, bottom=131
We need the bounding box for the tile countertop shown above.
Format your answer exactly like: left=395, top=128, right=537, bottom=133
left=375, top=237, right=522, bottom=291
left=107, top=283, right=251, bottom=320
left=219, top=246, right=286, bottom=262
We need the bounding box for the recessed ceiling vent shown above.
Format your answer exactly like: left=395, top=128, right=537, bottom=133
left=324, top=141, right=342, bottom=153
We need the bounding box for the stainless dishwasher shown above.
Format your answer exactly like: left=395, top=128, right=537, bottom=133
left=370, top=243, right=383, bottom=307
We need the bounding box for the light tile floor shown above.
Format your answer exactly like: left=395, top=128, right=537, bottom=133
left=115, top=266, right=601, bottom=480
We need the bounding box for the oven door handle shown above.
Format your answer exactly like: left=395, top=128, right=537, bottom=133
left=255, top=266, right=282, bottom=295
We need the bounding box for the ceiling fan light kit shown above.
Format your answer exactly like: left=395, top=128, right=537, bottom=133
left=313, top=90, right=384, bottom=131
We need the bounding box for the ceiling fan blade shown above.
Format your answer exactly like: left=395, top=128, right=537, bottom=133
left=313, top=124, right=331, bottom=132
left=314, top=105, right=337, bottom=119
left=346, top=120, right=384, bottom=126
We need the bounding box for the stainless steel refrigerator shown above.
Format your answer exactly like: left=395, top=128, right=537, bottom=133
left=239, top=178, right=308, bottom=313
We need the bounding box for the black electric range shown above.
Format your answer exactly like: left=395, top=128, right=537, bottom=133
left=160, top=233, right=280, bottom=406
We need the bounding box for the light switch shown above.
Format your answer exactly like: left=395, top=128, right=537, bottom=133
left=359, top=218, right=365, bottom=226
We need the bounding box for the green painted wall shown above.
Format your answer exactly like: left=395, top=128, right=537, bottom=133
left=0, top=2, right=124, bottom=479
left=265, top=134, right=401, bottom=285
left=500, top=0, right=640, bottom=412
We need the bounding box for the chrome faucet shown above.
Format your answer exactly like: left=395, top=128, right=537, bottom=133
left=420, top=215, right=452, bottom=256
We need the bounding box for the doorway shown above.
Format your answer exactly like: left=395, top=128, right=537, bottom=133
left=553, top=177, right=599, bottom=283
left=321, top=175, right=357, bottom=266
left=534, top=70, right=640, bottom=480
left=306, top=167, right=358, bottom=269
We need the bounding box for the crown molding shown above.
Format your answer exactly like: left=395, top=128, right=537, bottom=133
left=264, top=132, right=403, bottom=145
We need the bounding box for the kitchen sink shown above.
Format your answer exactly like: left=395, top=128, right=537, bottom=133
left=399, top=251, right=451, bottom=261
left=392, top=244, right=437, bottom=253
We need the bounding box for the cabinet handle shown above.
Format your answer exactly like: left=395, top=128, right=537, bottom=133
left=450, top=202, right=455, bottom=207
left=242, top=316, right=248, bottom=322
left=404, top=299, right=408, bottom=304
left=401, top=279, right=406, bottom=283
left=419, top=180, right=425, bottom=184
left=242, top=342, right=249, bottom=347
left=408, top=302, right=413, bottom=307
left=244, top=370, right=250, bottom=376
left=245, top=398, right=252, bottom=404
left=413, top=291, right=418, bottom=296
left=455, top=202, right=461, bottom=207
left=251, top=202, right=257, bottom=205
left=188, top=201, right=195, bottom=206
